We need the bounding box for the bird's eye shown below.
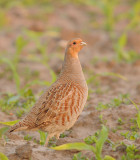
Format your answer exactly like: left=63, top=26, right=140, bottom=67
left=73, top=42, right=76, bottom=45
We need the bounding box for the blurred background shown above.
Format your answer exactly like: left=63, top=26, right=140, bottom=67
left=0, top=0, right=140, bottom=159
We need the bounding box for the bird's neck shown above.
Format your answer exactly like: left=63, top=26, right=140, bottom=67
left=58, top=51, right=86, bottom=86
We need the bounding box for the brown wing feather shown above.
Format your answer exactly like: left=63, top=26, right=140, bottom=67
left=35, top=83, right=74, bottom=126
left=9, top=83, right=84, bottom=132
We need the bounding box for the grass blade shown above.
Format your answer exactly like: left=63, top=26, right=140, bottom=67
left=51, top=142, right=95, bottom=152
left=128, top=98, right=139, bottom=111
left=0, top=120, right=19, bottom=126
left=137, top=111, right=140, bottom=129
left=103, top=72, right=127, bottom=81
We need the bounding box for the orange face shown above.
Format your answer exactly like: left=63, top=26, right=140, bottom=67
left=66, top=38, right=87, bottom=58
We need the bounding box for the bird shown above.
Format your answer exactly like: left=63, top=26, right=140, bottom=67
left=9, top=38, right=88, bottom=146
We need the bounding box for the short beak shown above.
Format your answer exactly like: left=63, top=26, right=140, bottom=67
left=80, top=41, right=87, bottom=46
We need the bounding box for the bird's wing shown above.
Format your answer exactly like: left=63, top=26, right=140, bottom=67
left=34, top=83, right=83, bottom=126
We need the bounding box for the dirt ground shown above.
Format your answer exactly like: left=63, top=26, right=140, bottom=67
left=0, top=2, right=140, bottom=160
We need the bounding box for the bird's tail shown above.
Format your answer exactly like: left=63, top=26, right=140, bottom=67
left=9, top=121, right=28, bottom=133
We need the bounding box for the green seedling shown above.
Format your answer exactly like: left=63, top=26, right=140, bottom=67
left=96, top=102, right=110, bottom=111
left=23, top=68, right=39, bottom=82
left=87, top=72, right=127, bottom=91
left=112, top=98, right=122, bottom=107
left=121, top=131, right=139, bottom=141
left=0, top=152, right=9, bottom=160
left=87, top=74, right=104, bottom=95
left=95, top=88, right=104, bottom=94
left=16, top=110, right=25, bottom=118
left=130, top=126, right=136, bottom=132
left=121, top=144, right=140, bottom=160
left=87, top=89, right=93, bottom=101
left=0, top=10, right=8, bottom=29
left=26, top=30, right=57, bottom=85
left=0, top=36, right=27, bottom=94
left=86, top=74, right=100, bottom=87
left=0, top=89, right=36, bottom=117
left=114, top=33, right=129, bottom=62
left=0, top=58, right=21, bottom=94
left=114, top=33, right=140, bottom=63
left=91, top=57, right=100, bottom=65
left=14, top=36, right=28, bottom=66
left=99, top=114, right=107, bottom=125
left=120, top=131, right=129, bottom=139
left=73, top=152, right=90, bottom=160
left=38, top=130, right=47, bottom=145
left=0, top=32, right=56, bottom=97
left=60, top=133, right=67, bottom=138
left=51, top=125, right=115, bottom=160
left=96, top=94, right=129, bottom=110
left=97, top=0, right=118, bottom=31
left=128, top=98, right=140, bottom=129
left=126, top=1, right=140, bottom=30
left=0, top=58, right=51, bottom=96
left=24, top=134, right=33, bottom=141
left=130, top=118, right=138, bottom=132
left=129, top=132, right=139, bottom=141
left=90, top=0, right=118, bottom=32
left=117, top=118, right=124, bottom=125
left=106, top=139, right=120, bottom=152
left=84, top=131, right=99, bottom=145
left=120, top=94, right=130, bottom=104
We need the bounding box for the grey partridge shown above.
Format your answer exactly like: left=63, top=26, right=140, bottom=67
left=9, top=38, right=88, bottom=146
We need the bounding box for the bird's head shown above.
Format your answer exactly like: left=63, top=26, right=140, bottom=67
left=66, top=38, right=87, bottom=58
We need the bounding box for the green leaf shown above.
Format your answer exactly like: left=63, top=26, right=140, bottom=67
left=15, top=36, right=27, bottom=55
left=104, top=155, right=116, bottom=160
left=137, top=111, right=140, bottom=129
left=118, top=33, right=127, bottom=48
left=23, top=88, right=34, bottom=97
left=51, top=142, right=95, bottom=152
left=0, top=152, right=9, bottom=160
left=84, top=135, right=97, bottom=144
left=0, top=120, right=19, bottom=126
left=95, top=125, right=108, bottom=159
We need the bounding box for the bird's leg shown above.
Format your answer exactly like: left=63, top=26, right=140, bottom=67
left=54, top=133, right=60, bottom=145
left=44, top=133, right=55, bottom=147
left=44, top=134, right=50, bottom=147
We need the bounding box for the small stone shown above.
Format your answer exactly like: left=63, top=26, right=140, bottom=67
left=15, top=143, right=32, bottom=159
